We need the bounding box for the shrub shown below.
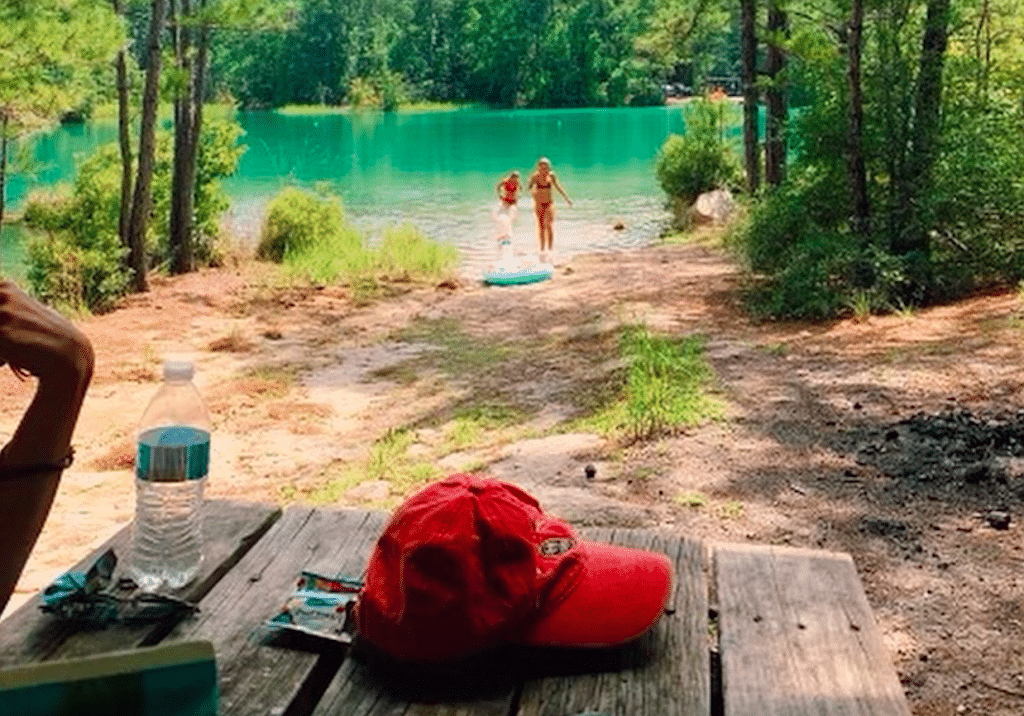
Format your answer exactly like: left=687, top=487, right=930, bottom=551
left=257, top=187, right=346, bottom=262
left=264, top=188, right=461, bottom=299
left=655, top=99, right=739, bottom=210
left=377, top=225, right=458, bottom=282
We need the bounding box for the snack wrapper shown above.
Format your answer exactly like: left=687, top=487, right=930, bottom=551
left=265, top=572, right=363, bottom=646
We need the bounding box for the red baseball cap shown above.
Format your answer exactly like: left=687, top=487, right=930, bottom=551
left=355, top=474, right=672, bottom=662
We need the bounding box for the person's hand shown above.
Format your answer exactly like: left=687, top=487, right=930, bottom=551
left=0, top=280, right=94, bottom=383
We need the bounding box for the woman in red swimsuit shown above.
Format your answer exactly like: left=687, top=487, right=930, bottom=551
left=496, top=170, right=521, bottom=209
left=527, top=157, right=571, bottom=262
left=493, top=170, right=521, bottom=248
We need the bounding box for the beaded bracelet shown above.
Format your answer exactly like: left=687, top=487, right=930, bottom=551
left=0, top=447, right=75, bottom=482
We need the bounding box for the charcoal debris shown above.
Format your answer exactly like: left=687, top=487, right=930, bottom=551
left=834, top=407, right=1024, bottom=484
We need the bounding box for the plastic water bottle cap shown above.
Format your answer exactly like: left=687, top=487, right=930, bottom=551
left=163, top=360, right=195, bottom=382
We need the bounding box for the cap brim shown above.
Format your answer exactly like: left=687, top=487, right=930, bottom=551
left=524, top=542, right=672, bottom=648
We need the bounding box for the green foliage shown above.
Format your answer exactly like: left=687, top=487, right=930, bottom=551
left=264, top=186, right=459, bottom=293
left=655, top=99, right=739, bottom=207
left=0, top=0, right=123, bottom=132
left=620, top=326, right=720, bottom=440
left=377, top=225, right=459, bottom=282
left=208, top=0, right=689, bottom=109
left=257, top=186, right=347, bottom=262
left=22, top=120, right=244, bottom=311
left=729, top=7, right=1024, bottom=320
left=572, top=325, right=721, bottom=441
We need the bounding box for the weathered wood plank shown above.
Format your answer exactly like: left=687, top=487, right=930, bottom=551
left=516, top=528, right=710, bottom=716
left=0, top=500, right=281, bottom=667
left=313, top=651, right=516, bottom=716
left=163, top=506, right=389, bottom=716
left=714, top=542, right=912, bottom=716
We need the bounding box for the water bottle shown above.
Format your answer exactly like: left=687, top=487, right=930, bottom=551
left=130, top=360, right=211, bottom=592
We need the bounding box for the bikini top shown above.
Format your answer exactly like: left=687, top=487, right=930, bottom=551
left=502, top=178, right=519, bottom=200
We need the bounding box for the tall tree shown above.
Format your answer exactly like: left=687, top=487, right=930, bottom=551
left=764, top=0, right=787, bottom=186
left=169, top=0, right=202, bottom=274
left=126, top=0, right=168, bottom=291
left=846, top=0, right=869, bottom=237
left=893, top=0, right=951, bottom=257
left=740, top=0, right=759, bottom=194
left=112, top=0, right=134, bottom=250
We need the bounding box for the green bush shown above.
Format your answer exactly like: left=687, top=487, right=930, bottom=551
left=655, top=99, right=739, bottom=208
left=377, top=225, right=458, bottom=282
left=21, top=120, right=244, bottom=312
left=264, top=188, right=460, bottom=296
left=257, top=187, right=347, bottom=262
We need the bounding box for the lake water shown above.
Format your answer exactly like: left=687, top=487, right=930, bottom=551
left=3, top=105, right=737, bottom=274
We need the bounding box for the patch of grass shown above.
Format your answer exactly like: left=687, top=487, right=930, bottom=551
left=392, top=317, right=511, bottom=375
left=239, top=365, right=299, bottom=399
left=264, top=188, right=458, bottom=300
left=366, top=428, right=415, bottom=480
left=762, top=341, right=787, bottom=356
left=90, top=102, right=236, bottom=122
left=390, top=461, right=445, bottom=496
left=847, top=290, right=873, bottom=321
left=719, top=501, right=744, bottom=519
left=295, top=430, right=445, bottom=507
left=567, top=325, right=723, bottom=441
left=369, top=363, right=420, bottom=385
left=675, top=490, right=708, bottom=508
left=303, top=465, right=367, bottom=504
left=444, top=417, right=483, bottom=452
left=275, top=104, right=351, bottom=116
left=439, top=403, right=530, bottom=454
left=892, top=298, right=916, bottom=318
left=377, top=225, right=459, bottom=283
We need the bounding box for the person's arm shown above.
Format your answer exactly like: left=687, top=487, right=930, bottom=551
left=496, top=178, right=504, bottom=200
left=0, top=280, right=94, bottom=613
left=553, top=174, right=572, bottom=206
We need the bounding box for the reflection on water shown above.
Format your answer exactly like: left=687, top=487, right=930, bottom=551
left=6, top=106, right=723, bottom=276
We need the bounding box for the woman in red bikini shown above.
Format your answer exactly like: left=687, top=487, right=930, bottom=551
left=493, top=170, right=521, bottom=250
left=527, top=157, right=571, bottom=262
left=496, top=170, right=521, bottom=210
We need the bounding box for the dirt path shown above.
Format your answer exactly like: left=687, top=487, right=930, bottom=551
left=4, top=240, right=1024, bottom=714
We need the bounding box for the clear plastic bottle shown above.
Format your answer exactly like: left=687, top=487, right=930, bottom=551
left=130, top=360, right=211, bottom=592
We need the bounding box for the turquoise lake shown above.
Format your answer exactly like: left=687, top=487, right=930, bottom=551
left=2, top=105, right=742, bottom=273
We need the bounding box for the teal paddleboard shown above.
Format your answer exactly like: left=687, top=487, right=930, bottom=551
left=484, top=263, right=554, bottom=286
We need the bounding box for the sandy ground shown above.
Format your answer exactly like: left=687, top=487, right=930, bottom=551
left=4, top=237, right=1024, bottom=714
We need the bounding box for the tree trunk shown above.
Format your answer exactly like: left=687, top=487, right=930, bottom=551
left=112, top=0, right=132, bottom=249
left=127, top=0, right=168, bottom=292
left=764, top=0, right=787, bottom=186
left=847, top=0, right=869, bottom=238
left=893, top=0, right=950, bottom=257
left=169, top=0, right=194, bottom=274
left=182, top=21, right=210, bottom=271
left=0, top=112, right=8, bottom=235
left=116, top=48, right=132, bottom=248
left=741, top=0, right=760, bottom=195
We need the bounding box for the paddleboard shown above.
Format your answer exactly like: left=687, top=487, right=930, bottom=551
left=483, top=262, right=554, bottom=285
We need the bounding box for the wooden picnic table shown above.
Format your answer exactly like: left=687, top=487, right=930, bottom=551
left=0, top=500, right=912, bottom=716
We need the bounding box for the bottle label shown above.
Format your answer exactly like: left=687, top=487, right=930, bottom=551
left=137, top=426, right=210, bottom=481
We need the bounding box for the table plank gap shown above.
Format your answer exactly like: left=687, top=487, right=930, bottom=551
left=165, top=506, right=388, bottom=716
